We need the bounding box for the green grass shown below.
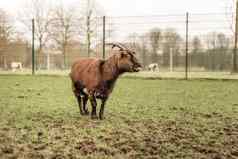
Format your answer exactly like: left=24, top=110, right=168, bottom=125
left=124, top=71, right=238, bottom=80
left=0, top=75, right=238, bottom=159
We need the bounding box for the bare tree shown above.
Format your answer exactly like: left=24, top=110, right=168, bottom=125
left=0, top=9, right=13, bottom=53
left=205, top=32, right=219, bottom=50
left=191, top=36, right=203, bottom=68
left=192, top=36, right=202, bottom=54
left=19, top=0, right=52, bottom=69
left=139, top=35, right=149, bottom=68
left=50, top=4, right=78, bottom=68
left=0, top=9, right=14, bottom=68
left=79, top=0, right=105, bottom=57
left=224, top=0, right=238, bottom=72
left=217, top=33, right=230, bottom=70
left=224, top=0, right=235, bottom=34
left=162, top=28, right=182, bottom=67
left=205, top=32, right=231, bottom=70
left=148, top=28, right=162, bottom=63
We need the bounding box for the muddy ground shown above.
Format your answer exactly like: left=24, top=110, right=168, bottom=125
left=0, top=75, right=238, bottom=159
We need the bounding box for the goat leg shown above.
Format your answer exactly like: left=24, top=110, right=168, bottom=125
left=89, top=95, right=98, bottom=119
left=82, top=95, right=89, bottom=115
left=99, top=98, right=107, bottom=120
left=72, top=82, right=84, bottom=115
left=77, top=96, right=84, bottom=115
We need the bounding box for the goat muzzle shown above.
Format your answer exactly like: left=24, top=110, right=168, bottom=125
left=133, top=63, right=142, bottom=72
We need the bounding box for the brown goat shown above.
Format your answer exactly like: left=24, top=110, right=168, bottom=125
left=70, top=43, right=142, bottom=119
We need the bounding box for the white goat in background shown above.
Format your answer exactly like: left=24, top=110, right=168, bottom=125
left=148, top=63, right=159, bottom=72
left=11, top=62, right=23, bottom=72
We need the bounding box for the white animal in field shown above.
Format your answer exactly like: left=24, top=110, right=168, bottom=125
left=11, top=62, right=23, bottom=72
left=148, top=63, right=159, bottom=72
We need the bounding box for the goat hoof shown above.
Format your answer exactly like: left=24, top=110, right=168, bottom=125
left=91, top=115, right=98, bottom=119
left=84, top=110, right=89, bottom=115
left=99, top=116, right=105, bottom=120
left=80, top=112, right=85, bottom=116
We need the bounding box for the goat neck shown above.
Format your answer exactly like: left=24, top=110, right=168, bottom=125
left=102, top=55, right=121, bottom=81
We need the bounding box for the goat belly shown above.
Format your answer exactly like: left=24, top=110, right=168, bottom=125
left=94, top=88, right=108, bottom=99
left=74, top=81, right=88, bottom=96
left=94, top=80, right=114, bottom=99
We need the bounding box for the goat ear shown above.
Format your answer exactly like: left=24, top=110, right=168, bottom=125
left=111, top=45, right=116, bottom=49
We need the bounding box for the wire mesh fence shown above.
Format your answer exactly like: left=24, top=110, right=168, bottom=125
left=0, top=12, right=237, bottom=79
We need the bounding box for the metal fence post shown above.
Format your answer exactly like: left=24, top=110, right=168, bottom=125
left=87, top=15, right=91, bottom=57
left=32, top=19, right=35, bottom=75
left=102, top=16, right=106, bottom=59
left=233, top=0, right=238, bottom=73
left=185, top=12, right=189, bottom=80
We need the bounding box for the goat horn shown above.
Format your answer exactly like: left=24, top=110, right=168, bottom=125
left=118, top=43, right=130, bottom=50
left=106, top=43, right=125, bottom=50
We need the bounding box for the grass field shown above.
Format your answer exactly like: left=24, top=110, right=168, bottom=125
left=0, top=75, right=238, bottom=159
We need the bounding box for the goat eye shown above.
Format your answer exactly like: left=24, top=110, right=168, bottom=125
left=120, top=53, right=127, bottom=58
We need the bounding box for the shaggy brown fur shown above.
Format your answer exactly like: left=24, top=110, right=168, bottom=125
left=70, top=44, right=141, bottom=119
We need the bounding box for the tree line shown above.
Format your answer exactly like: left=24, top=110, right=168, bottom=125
left=127, top=28, right=233, bottom=71
left=0, top=0, right=103, bottom=69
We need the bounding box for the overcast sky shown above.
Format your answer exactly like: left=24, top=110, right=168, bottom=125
left=100, top=0, right=228, bottom=16
left=0, top=0, right=231, bottom=16
left=0, top=0, right=234, bottom=42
